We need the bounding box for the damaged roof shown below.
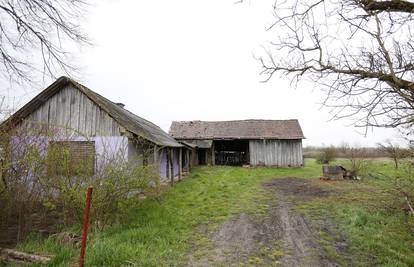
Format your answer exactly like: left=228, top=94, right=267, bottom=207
left=3, top=76, right=182, bottom=147
left=169, top=120, right=305, bottom=140
left=180, top=139, right=212, bottom=148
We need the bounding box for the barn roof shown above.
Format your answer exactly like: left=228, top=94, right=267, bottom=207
left=169, top=120, right=305, bottom=140
left=3, top=76, right=182, bottom=147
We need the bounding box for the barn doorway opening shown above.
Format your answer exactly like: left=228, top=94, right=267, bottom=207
left=198, top=148, right=207, bottom=165
left=214, top=140, right=249, bottom=166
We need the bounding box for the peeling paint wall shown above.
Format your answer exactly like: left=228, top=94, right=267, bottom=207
left=159, top=147, right=181, bottom=182
left=10, top=135, right=129, bottom=175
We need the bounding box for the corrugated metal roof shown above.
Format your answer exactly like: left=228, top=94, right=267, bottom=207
left=2, top=76, right=182, bottom=147
left=169, top=120, right=305, bottom=140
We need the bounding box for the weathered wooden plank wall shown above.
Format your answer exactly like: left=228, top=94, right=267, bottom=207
left=17, top=84, right=121, bottom=137
left=11, top=84, right=186, bottom=180
left=249, top=139, right=303, bottom=167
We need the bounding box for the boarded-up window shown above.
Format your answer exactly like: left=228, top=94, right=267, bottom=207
left=47, top=141, right=95, bottom=176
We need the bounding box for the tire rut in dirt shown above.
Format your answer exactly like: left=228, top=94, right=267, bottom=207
left=188, top=178, right=345, bottom=266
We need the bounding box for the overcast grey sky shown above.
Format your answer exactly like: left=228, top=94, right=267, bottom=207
left=13, top=0, right=403, bottom=147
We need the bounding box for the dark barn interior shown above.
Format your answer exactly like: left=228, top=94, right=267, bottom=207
left=214, top=140, right=249, bottom=166
left=198, top=148, right=207, bottom=165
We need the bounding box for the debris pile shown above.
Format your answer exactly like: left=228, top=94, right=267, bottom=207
left=320, top=165, right=359, bottom=180
left=0, top=248, right=52, bottom=264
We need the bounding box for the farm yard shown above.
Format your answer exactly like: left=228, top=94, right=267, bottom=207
left=4, top=159, right=413, bottom=266
left=1, top=1, right=414, bottom=266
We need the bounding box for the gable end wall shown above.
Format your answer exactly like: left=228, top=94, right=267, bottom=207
left=16, top=84, right=121, bottom=137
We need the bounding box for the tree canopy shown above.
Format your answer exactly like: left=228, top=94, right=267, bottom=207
left=260, top=0, right=414, bottom=129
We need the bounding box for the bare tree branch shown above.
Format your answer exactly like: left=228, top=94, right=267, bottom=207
left=0, top=0, right=90, bottom=86
left=259, top=0, right=414, bottom=129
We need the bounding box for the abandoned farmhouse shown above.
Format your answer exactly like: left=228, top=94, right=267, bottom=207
left=2, top=77, right=187, bottom=182
left=2, top=77, right=305, bottom=182
left=170, top=120, right=305, bottom=167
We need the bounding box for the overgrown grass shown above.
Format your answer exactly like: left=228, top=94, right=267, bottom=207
left=297, top=159, right=414, bottom=266
left=10, top=159, right=414, bottom=266
left=15, top=163, right=319, bottom=266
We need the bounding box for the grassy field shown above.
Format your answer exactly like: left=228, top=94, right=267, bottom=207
left=6, top=159, right=414, bottom=266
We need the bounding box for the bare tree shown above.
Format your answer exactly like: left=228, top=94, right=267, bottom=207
left=258, top=0, right=414, bottom=129
left=0, top=0, right=90, bottom=85
left=377, top=139, right=402, bottom=168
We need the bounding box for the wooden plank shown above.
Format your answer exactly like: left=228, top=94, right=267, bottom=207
left=105, top=111, right=112, bottom=135
left=153, top=145, right=158, bottom=163
left=83, top=91, right=89, bottom=136
left=277, top=141, right=283, bottom=167
left=249, top=141, right=254, bottom=166
left=94, top=106, right=100, bottom=136
left=186, top=149, right=190, bottom=171
left=64, top=87, right=71, bottom=133
left=56, top=88, right=65, bottom=127
left=299, top=140, right=304, bottom=166
left=78, top=90, right=85, bottom=135
left=165, top=149, right=169, bottom=181
left=76, top=88, right=83, bottom=135
left=69, top=86, right=78, bottom=134
left=84, top=96, right=93, bottom=136
left=90, top=103, right=96, bottom=136
left=99, top=110, right=107, bottom=135
left=48, top=93, right=57, bottom=130
left=169, top=148, right=174, bottom=186
left=39, top=101, right=49, bottom=132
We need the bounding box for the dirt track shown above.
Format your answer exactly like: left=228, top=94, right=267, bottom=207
left=188, top=178, right=347, bottom=266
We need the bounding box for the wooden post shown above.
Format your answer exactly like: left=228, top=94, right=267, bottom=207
left=169, top=148, right=174, bottom=186
left=179, top=147, right=182, bottom=180
left=211, top=142, right=215, bottom=165
left=165, top=149, right=170, bottom=181
left=153, top=145, right=159, bottom=180
left=153, top=145, right=158, bottom=163
left=187, top=149, right=191, bottom=171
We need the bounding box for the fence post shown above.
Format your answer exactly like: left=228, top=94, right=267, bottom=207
left=79, top=186, right=93, bottom=267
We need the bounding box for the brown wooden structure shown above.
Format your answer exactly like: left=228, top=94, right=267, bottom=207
left=169, top=120, right=305, bottom=167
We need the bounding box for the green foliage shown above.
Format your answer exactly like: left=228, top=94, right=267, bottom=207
left=14, top=160, right=414, bottom=266
left=0, top=132, right=159, bottom=245
left=17, top=162, right=321, bottom=266
left=315, top=146, right=337, bottom=164
left=39, top=161, right=159, bottom=229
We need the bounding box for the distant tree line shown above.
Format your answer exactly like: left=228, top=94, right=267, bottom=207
left=304, top=142, right=411, bottom=162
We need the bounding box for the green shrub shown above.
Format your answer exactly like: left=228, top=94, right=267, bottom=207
left=315, top=146, right=337, bottom=164
left=0, top=127, right=160, bottom=242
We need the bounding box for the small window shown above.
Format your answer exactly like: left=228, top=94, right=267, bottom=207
left=48, top=141, right=95, bottom=177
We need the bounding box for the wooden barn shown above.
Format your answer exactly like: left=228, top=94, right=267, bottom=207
left=1, top=76, right=189, bottom=182
left=169, top=120, right=305, bottom=167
